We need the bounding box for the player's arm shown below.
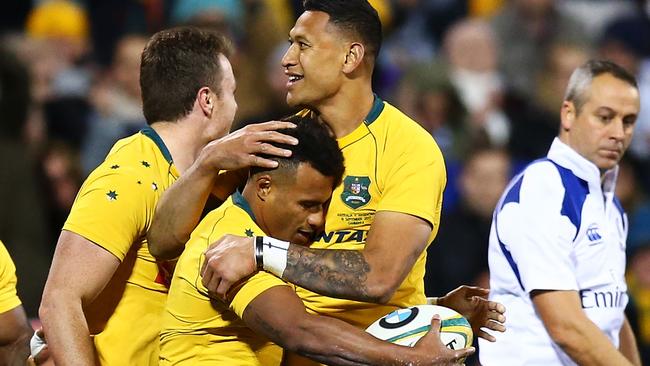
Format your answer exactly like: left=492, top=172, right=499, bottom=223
left=202, top=212, right=428, bottom=303
left=39, top=231, right=121, bottom=366
left=147, top=121, right=298, bottom=260
left=0, top=305, right=31, bottom=366
left=242, top=284, right=474, bottom=366
left=619, top=315, right=642, bottom=365
left=201, top=215, right=505, bottom=338
left=287, top=211, right=431, bottom=303
left=532, top=289, right=635, bottom=366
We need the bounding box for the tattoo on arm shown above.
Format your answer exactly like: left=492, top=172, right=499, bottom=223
left=283, top=246, right=377, bottom=302
left=250, top=311, right=282, bottom=343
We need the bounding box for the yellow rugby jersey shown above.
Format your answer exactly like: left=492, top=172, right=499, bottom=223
left=0, top=240, right=21, bottom=314
left=296, top=96, right=446, bottom=328
left=160, top=192, right=286, bottom=366
left=63, top=126, right=178, bottom=365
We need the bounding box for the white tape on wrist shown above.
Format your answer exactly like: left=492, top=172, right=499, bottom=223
left=261, top=236, right=290, bottom=277
left=30, top=331, right=47, bottom=358
left=426, top=297, right=439, bottom=305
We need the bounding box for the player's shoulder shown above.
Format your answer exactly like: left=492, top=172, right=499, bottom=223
left=196, top=196, right=258, bottom=241
left=375, top=101, right=441, bottom=153
left=88, top=132, right=165, bottom=181
left=0, top=240, right=15, bottom=273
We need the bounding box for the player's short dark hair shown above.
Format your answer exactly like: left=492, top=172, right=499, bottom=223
left=564, top=59, right=638, bottom=114
left=303, top=0, right=382, bottom=61
left=251, top=114, right=345, bottom=189
left=140, top=27, right=232, bottom=125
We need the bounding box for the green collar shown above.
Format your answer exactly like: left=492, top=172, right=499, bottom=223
left=140, top=126, right=173, bottom=164
left=232, top=190, right=257, bottom=223
left=364, top=94, right=384, bottom=126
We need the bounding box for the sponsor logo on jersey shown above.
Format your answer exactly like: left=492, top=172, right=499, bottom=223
left=586, top=223, right=603, bottom=245
left=579, top=287, right=627, bottom=309
left=341, top=176, right=371, bottom=209
left=315, top=229, right=368, bottom=244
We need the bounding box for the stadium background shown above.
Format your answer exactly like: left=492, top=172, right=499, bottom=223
left=0, top=0, right=648, bottom=364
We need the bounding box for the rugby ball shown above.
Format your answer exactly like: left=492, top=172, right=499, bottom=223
left=365, top=305, right=473, bottom=350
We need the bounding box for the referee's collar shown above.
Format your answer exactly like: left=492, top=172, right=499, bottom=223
left=547, top=138, right=618, bottom=193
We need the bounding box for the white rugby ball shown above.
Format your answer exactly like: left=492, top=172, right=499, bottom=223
left=365, top=305, right=473, bottom=350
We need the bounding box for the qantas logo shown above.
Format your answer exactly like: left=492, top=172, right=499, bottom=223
left=315, top=230, right=368, bottom=244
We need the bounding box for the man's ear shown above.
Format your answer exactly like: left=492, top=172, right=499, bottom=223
left=256, top=174, right=272, bottom=201
left=560, top=101, right=575, bottom=132
left=342, top=42, right=365, bottom=74
left=197, top=87, right=214, bottom=117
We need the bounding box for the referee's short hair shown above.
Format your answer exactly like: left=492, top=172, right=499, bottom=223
left=564, top=59, right=638, bottom=115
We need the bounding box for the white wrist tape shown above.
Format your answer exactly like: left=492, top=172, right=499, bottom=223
left=426, top=297, right=439, bottom=305
left=261, top=236, right=290, bottom=277
left=30, top=331, right=47, bottom=358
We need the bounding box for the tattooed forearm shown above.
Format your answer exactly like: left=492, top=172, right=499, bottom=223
left=248, top=310, right=284, bottom=344
left=283, top=246, right=380, bottom=302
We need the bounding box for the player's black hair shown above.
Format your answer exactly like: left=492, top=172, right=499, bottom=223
left=251, top=114, right=345, bottom=189
left=140, top=27, right=233, bottom=125
left=302, top=0, right=382, bottom=61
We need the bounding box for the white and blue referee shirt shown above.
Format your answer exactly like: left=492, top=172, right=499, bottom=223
left=479, top=138, right=628, bottom=365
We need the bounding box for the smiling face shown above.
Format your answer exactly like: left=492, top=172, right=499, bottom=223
left=281, top=11, right=348, bottom=108
left=255, top=162, right=335, bottom=246
left=560, top=72, right=639, bottom=173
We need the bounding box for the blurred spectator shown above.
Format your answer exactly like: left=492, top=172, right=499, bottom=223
left=172, top=0, right=244, bottom=41
left=25, top=0, right=93, bottom=149
left=425, top=147, right=511, bottom=365
left=598, top=13, right=650, bottom=194
left=81, top=34, right=148, bottom=175
left=86, top=0, right=168, bottom=67
left=237, top=42, right=300, bottom=126
left=507, top=41, right=590, bottom=162
left=425, top=147, right=511, bottom=296
left=0, top=45, right=50, bottom=317
left=557, top=0, right=636, bottom=36
left=468, top=0, right=505, bottom=18
left=616, top=157, right=647, bottom=214
left=490, top=0, right=590, bottom=98
left=443, top=18, right=510, bottom=147
left=39, top=142, right=82, bottom=245
left=179, top=1, right=287, bottom=124
left=377, top=0, right=466, bottom=94
left=394, top=62, right=468, bottom=161
left=626, top=203, right=650, bottom=365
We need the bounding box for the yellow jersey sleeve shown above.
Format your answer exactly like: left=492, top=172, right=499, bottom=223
left=0, top=241, right=21, bottom=313
left=377, top=132, right=446, bottom=240
left=195, top=204, right=289, bottom=320
left=63, top=165, right=156, bottom=261
left=229, top=272, right=288, bottom=319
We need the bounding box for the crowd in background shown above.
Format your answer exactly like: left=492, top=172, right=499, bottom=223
left=0, top=0, right=649, bottom=364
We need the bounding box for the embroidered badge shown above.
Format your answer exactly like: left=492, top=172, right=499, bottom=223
left=341, top=176, right=371, bottom=209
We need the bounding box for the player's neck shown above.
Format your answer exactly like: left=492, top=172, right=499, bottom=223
left=150, top=120, right=203, bottom=173
left=242, top=184, right=271, bottom=234
left=316, top=82, right=375, bottom=138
